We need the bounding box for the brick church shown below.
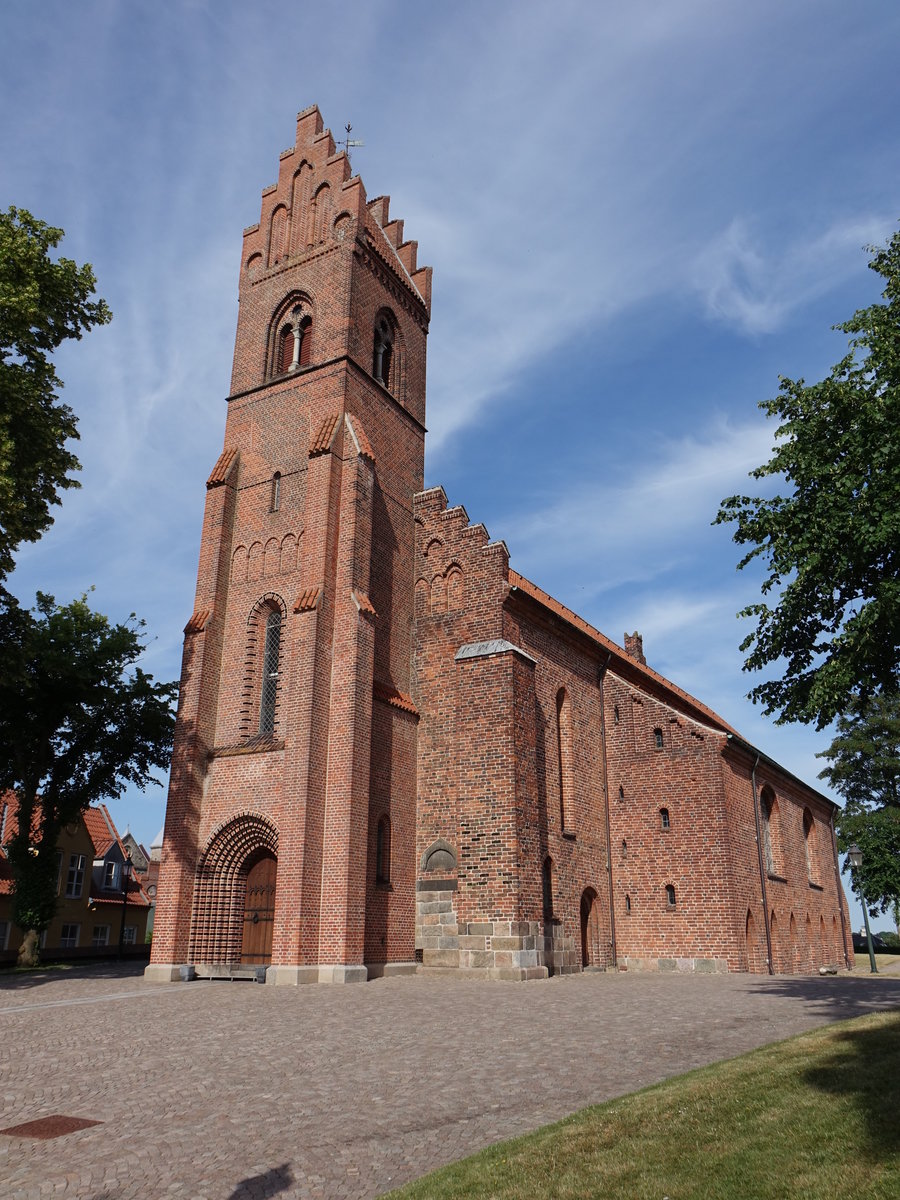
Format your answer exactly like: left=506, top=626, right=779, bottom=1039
left=147, top=107, right=852, bottom=985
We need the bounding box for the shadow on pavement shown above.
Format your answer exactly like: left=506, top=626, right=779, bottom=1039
left=740, top=973, right=900, bottom=1022
left=0, top=961, right=147, bottom=991
left=228, top=1162, right=294, bottom=1199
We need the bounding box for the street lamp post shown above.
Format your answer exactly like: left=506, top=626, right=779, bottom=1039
left=118, top=853, right=134, bottom=961
left=847, top=843, right=878, bottom=974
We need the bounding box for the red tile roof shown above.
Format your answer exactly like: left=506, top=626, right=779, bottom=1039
left=352, top=590, right=377, bottom=617
left=293, top=587, right=321, bottom=613
left=373, top=682, right=419, bottom=718
left=345, top=414, right=376, bottom=464
left=206, top=446, right=239, bottom=487
left=507, top=569, right=738, bottom=737
left=0, top=796, right=150, bottom=905
left=309, top=413, right=341, bottom=456
left=184, top=609, right=211, bottom=635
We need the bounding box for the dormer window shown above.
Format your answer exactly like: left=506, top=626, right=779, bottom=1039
left=104, top=861, right=118, bottom=890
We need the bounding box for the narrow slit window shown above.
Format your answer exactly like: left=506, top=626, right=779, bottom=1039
left=618, top=785, right=625, bottom=801
left=625, top=894, right=631, bottom=914
left=270, top=472, right=281, bottom=513
left=665, top=884, right=676, bottom=907
left=660, top=807, right=670, bottom=830
left=613, top=705, right=620, bottom=724
left=542, top=856, right=553, bottom=921
left=259, top=610, right=282, bottom=733
left=654, top=728, right=664, bottom=750
left=376, top=815, right=391, bottom=884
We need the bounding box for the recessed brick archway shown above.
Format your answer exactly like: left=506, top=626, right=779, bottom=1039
left=580, top=887, right=602, bottom=968
left=189, top=814, right=279, bottom=966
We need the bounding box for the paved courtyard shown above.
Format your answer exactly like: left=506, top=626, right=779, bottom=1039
left=1, top=965, right=898, bottom=1199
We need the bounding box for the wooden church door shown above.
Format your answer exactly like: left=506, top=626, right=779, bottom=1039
left=241, top=853, right=277, bottom=964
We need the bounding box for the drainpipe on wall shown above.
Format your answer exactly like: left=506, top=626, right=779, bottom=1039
left=828, top=814, right=851, bottom=969
left=748, top=751, right=774, bottom=975
left=598, top=652, right=617, bottom=969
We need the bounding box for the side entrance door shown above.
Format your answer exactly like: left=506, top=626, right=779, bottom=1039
left=241, top=853, right=277, bottom=964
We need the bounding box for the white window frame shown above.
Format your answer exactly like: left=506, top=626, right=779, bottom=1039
left=91, top=925, right=111, bottom=947
left=122, top=925, right=137, bottom=946
left=104, top=860, right=118, bottom=890
left=60, top=923, right=80, bottom=949
left=65, top=854, right=86, bottom=899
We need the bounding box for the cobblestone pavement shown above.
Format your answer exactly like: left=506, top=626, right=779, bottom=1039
left=1, top=965, right=898, bottom=1199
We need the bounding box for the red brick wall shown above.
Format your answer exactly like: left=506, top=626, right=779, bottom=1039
left=152, top=106, right=430, bottom=975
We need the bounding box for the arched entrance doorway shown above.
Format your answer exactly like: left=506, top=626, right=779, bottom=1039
left=241, top=851, right=277, bottom=964
left=189, top=814, right=279, bottom=967
left=580, top=887, right=601, bottom=969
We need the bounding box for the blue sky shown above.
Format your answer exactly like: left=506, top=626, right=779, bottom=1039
left=3, top=1, right=898, bottom=932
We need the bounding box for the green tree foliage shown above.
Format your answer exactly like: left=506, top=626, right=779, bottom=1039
left=817, top=692, right=900, bottom=915
left=716, top=230, right=900, bottom=728
left=0, top=591, right=176, bottom=965
left=0, top=207, right=111, bottom=578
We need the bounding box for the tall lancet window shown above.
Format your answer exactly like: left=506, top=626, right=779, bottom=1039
left=259, top=610, right=282, bottom=734
left=372, top=315, right=395, bottom=391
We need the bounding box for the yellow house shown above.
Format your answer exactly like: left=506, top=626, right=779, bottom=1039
left=0, top=795, right=150, bottom=964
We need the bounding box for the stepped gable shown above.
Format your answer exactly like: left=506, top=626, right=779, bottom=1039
left=365, top=194, right=432, bottom=317
left=414, top=486, right=510, bottom=627
left=239, top=104, right=431, bottom=318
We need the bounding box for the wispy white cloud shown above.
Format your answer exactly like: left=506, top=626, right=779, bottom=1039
left=692, top=215, right=895, bottom=335
left=500, top=418, right=775, bottom=586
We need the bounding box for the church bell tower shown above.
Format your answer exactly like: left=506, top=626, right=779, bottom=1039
left=148, top=106, right=431, bottom=983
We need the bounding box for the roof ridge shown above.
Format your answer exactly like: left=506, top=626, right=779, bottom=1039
left=507, top=568, right=738, bottom=736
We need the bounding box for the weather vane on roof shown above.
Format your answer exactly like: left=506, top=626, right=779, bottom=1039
left=341, top=123, right=364, bottom=164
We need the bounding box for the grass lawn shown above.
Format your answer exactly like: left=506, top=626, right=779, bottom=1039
left=385, top=1010, right=900, bottom=1200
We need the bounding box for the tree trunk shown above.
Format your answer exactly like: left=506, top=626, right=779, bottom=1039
left=17, top=929, right=40, bottom=969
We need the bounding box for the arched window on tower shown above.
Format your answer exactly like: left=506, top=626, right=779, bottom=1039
left=373, top=313, right=396, bottom=392
left=278, top=325, right=294, bottom=374
left=259, top=609, right=282, bottom=734
left=272, top=303, right=313, bottom=378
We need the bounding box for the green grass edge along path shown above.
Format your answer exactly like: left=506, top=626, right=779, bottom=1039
left=384, top=1012, right=900, bottom=1200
